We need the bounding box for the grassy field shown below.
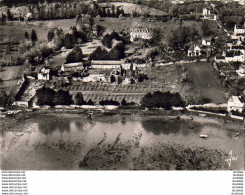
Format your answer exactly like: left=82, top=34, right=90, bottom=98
left=0, top=65, right=23, bottom=93
left=184, top=62, right=227, bottom=104
left=0, top=19, right=76, bottom=42
left=99, top=2, right=168, bottom=16
left=95, top=17, right=203, bottom=45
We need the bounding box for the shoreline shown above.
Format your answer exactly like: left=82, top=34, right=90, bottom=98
left=1, top=108, right=244, bottom=170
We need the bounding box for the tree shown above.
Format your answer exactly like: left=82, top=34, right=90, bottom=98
left=75, top=92, right=86, bottom=105
left=0, top=88, right=8, bottom=107
left=87, top=99, right=93, bottom=105
left=66, top=46, right=83, bottom=63
left=109, top=42, right=125, bottom=60
left=102, top=34, right=113, bottom=48
left=31, top=29, right=38, bottom=42
left=64, top=33, right=73, bottom=49
left=53, top=89, right=73, bottom=105
left=151, top=28, right=162, bottom=46
left=6, top=9, right=13, bottom=21
left=121, top=98, right=127, bottom=106
left=140, top=91, right=185, bottom=109
left=47, top=30, right=55, bottom=42
left=24, top=32, right=29, bottom=40
left=110, top=75, right=116, bottom=83
left=36, top=87, right=56, bottom=106
left=88, top=46, right=109, bottom=60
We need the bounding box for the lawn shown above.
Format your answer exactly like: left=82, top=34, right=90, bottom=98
left=0, top=65, right=23, bottom=94
left=184, top=62, right=227, bottom=104
left=95, top=17, right=203, bottom=45
left=0, top=19, right=76, bottom=42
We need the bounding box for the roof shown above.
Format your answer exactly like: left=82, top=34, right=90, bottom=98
left=63, top=62, right=83, bottom=68
left=228, top=96, right=244, bottom=104
left=91, top=60, right=124, bottom=65
left=188, top=45, right=201, bottom=51
left=203, top=37, right=212, bottom=42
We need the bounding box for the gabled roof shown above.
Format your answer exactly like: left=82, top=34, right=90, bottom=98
left=91, top=60, right=124, bottom=65
left=202, top=37, right=212, bottom=42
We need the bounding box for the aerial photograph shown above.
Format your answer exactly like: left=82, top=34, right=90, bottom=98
left=0, top=0, right=244, bottom=170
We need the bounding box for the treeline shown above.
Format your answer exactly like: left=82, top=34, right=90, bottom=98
left=89, top=31, right=126, bottom=60
left=1, top=0, right=74, bottom=7
left=140, top=91, right=185, bottom=110
left=89, top=43, right=125, bottom=61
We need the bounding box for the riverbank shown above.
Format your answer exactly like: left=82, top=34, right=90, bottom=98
left=1, top=110, right=244, bottom=170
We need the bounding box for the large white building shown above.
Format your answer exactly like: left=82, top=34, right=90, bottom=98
left=130, top=27, right=153, bottom=42
left=61, top=62, right=84, bottom=72
left=91, top=60, right=124, bottom=69
left=202, top=8, right=217, bottom=20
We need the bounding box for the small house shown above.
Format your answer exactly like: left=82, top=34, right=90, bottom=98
left=227, top=96, right=244, bottom=113
left=188, top=45, right=202, bottom=57
left=202, top=37, right=212, bottom=46
left=37, top=67, right=51, bottom=80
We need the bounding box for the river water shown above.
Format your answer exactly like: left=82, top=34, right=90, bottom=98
left=1, top=114, right=243, bottom=170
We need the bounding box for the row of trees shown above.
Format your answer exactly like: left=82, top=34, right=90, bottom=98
left=140, top=91, right=185, bottom=110
left=36, top=87, right=73, bottom=106
left=89, top=43, right=125, bottom=61
left=24, top=29, right=38, bottom=42
left=66, top=46, right=83, bottom=64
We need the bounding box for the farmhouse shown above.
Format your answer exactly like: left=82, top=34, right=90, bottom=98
left=227, top=96, right=244, bottom=113
left=187, top=45, right=202, bottom=57
left=61, top=62, right=84, bottom=72
left=91, top=60, right=124, bottom=69
left=130, top=27, right=153, bottom=42
left=234, top=23, right=245, bottom=35
left=202, top=8, right=217, bottom=20
left=202, top=37, right=212, bottom=46
left=37, top=67, right=51, bottom=80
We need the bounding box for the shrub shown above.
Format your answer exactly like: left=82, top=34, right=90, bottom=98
left=99, top=99, right=120, bottom=106
left=140, top=91, right=185, bottom=109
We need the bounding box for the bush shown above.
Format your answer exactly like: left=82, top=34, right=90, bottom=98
left=36, top=87, right=73, bottom=106
left=140, top=91, right=185, bottom=109
left=99, top=100, right=120, bottom=106
left=75, top=93, right=86, bottom=105
left=66, top=46, right=83, bottom=63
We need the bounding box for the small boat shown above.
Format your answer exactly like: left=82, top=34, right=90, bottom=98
left=200, top=134, right=208, bottom=139
left=88, top=111, right=93, bottom=115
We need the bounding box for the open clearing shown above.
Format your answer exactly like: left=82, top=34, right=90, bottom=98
left=0, top=19, right=75, bottom=42
left=185, top=62, right=227, bottom=104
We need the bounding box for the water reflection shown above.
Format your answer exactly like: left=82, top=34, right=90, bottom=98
left=141, top=119, right=202, bottom=135
left=38, top=119, right=71, bottom=135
